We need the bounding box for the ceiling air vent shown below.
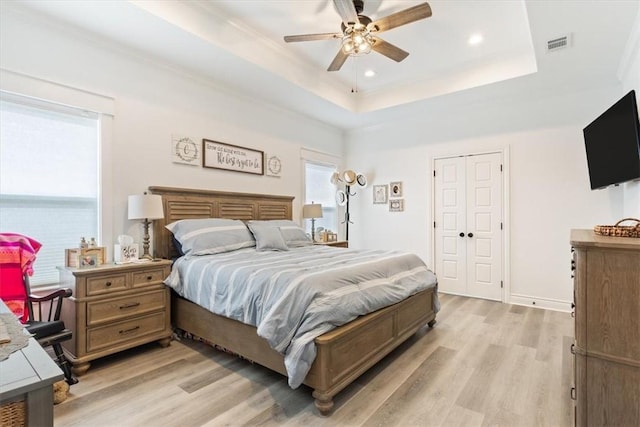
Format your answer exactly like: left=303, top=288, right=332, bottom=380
left=547, top=35, right=571, bottom=53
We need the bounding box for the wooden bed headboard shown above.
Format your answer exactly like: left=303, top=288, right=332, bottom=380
left=149, top=186, right=294, bottom=260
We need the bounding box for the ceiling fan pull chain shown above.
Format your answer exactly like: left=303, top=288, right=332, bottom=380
left=352, top=56, right=359, bottom=93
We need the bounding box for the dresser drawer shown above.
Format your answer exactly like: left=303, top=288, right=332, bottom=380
left=86, top=289, right=167, bottom=326
left=86, top=273, right=128, bottom=296
left=86, top=312, right=166, bottom=353
left=132, top=268, right=166, bottom=288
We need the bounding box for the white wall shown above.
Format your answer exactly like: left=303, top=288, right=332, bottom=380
left=0, top=8, right=343, bottom=255
left=619, top=7, right=640, bottom=217
left=345, top=83, right=626, bottom=310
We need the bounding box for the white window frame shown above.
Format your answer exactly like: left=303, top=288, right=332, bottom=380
left=0, top=69, right=114, bottom=288
left=300, top=147, right=341, bottom=238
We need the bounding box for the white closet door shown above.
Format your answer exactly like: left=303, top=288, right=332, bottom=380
left=466, top=153, right=503, bottom=301
left=434, top=157, right=466, bottom=295
left=434, top=153, right=503, bottom=301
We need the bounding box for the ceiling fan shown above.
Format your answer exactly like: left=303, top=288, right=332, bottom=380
left=283, top=0, right=432, bottom=72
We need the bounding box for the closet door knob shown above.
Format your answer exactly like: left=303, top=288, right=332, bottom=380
left=459, top=232, right=465, bottom=237
left=467, top=233, right=474, bottom=238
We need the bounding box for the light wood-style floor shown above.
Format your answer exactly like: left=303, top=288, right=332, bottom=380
left=54, top=294, right=574, bottom=426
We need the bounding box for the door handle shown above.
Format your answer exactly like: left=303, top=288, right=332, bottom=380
left=467, top=233, right=474, bottom=238
left=459, top=232, right=465, bottom=237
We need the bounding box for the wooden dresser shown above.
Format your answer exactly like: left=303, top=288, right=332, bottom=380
left=570, top=230, right=640, bottom=426
left=58, top=260, right=172, bottom=375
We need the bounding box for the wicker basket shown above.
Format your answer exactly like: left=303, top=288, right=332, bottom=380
left=593, top=218, right=640, bottom=238
left=0, top=399, right=26, bottom=427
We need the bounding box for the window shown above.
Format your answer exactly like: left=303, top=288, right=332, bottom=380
left=304, top=161, right=337, bottom=235
left=0, top=95, right=100, bottom=286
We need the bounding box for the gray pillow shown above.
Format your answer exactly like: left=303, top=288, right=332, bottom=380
left=247, top=220, right=313, bottom=247
left=166, top=218, right=255, bottom=255
left=247, top=223, right=289, bottom=252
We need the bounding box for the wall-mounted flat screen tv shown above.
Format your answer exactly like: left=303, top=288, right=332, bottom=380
left=583, top=90, right=640, bottom=190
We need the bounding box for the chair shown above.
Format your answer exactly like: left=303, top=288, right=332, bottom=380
left=23, top=273, right=78, bottom=385
left=0, top=232, right=77, bottom=385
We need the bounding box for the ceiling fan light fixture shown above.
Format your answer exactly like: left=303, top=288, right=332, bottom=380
left=283, top=1, right=433, bottom=72
left=341, top=26, right=373, bottom=56
left=342, top=36, right=355, bottom=54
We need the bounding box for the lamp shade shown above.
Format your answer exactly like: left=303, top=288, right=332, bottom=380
left=302, top=203, right=323, bottom=219
left=128, top=194, right=164, bottom=220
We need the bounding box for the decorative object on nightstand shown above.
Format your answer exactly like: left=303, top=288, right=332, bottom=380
left=113, top=235, right=139, bottom=264
left=330, top=169, right=367, bottom=240
left=317, top=231, right=338, bottom=243
left=128, top=192, right=164, bottom=260
left=302, top=202, right=323, bottom=241
left=65, top=246, right=105, bottom=268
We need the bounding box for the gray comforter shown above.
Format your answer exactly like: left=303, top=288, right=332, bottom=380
left=165, top=245, right=438, bottom=388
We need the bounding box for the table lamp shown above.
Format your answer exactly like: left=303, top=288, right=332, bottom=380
left=128, top=193, right=164, bottom=260
left=302, top=202, right=323, bottom=242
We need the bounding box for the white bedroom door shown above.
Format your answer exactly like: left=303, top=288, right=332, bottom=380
left=434, top=152, right=503, bottom=301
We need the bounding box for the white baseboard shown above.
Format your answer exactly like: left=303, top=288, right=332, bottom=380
left=438, top=290, right=573, bottom=312
left=508, top=294, right=572, bottom=312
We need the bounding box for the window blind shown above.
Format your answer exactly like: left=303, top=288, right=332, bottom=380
left=0, top=97, right=99, bottom=286
left=304, top=161, right=338, bottom=234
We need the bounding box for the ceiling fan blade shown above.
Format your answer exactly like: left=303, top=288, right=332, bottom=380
left=333, top=0, right=360, bottom=25
left=327, top=50, right=349, bottom=71
left=370, top=2, right=432, bottom=33
left=371, top=37, right=409, bottom=62
left=284, top=33, right=342, bottom=43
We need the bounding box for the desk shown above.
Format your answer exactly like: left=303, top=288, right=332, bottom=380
left=0, top=301, right=63, bottom=426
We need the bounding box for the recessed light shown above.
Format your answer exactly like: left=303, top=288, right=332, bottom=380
left=468, top=33, right=483, bottom=46
left=364, top=70, right=376, bottom=78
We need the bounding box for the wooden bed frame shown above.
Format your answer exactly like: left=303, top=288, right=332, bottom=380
left=150, top=186, right=437, bottom=414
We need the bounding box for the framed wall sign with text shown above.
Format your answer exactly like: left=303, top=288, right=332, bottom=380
left=203, top=139, right=264, bottom=175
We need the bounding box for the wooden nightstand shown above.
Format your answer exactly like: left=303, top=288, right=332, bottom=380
left=57, top=260, right=172, bottom=376
left=315, top=240, right=349, bottom=248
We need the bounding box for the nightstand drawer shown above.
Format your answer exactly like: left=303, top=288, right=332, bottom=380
left=132, top=268, right=166, bottom=288
left=86, top=312, right=166, bottom=353
left=86, top=289, right=167, bottom=326
left=87, top=274, right=128, bottom=295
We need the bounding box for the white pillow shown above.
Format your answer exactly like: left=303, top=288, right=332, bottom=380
left=166, top=218, right=255, bottom=255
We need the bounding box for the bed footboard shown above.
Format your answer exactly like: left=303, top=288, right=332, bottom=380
left=307, top=288, right=436, bottom=414
left=172, top=287, right=436, bottom=415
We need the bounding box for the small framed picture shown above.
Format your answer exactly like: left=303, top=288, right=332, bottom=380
left=78, top=254, right=98, bottom=269
left=373, top=185, right=388, bottom=204
left=389, top=199, right=404, bottom=212
left=390, top=181, right=403, bottom=198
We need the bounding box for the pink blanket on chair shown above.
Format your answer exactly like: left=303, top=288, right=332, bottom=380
left=0, top=233, right=42, bottom=322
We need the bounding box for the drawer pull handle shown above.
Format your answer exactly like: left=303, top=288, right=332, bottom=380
left=571, top=311, right=575, bottom=318
left=570, top=344, right=576, bottom=355
left=105, top=281, right=112, bottom=287
left=146, top=275, right=153, bottom=281
left=119, top=326, right=140, bottom=335
left=570, top=387, right=576, bottom=401
left=119, top=302, right=141, bottom=309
